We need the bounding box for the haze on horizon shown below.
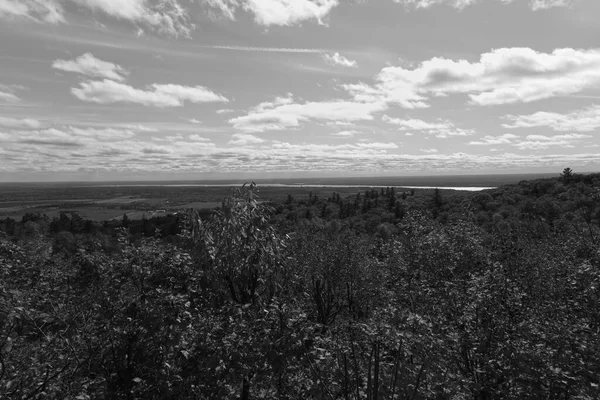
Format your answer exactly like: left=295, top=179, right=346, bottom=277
left=1, top=0, right=600, bottom=182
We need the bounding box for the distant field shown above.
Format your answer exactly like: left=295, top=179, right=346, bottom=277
left=0, top=173, right=554, bottom=222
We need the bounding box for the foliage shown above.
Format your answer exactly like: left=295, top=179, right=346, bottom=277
left=1, top=173, right=600, bottom=398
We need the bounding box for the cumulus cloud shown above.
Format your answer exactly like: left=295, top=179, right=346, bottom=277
left=420, top=148, right=439, bottom=153
left=503, top=105, right=600, bottom=132
left=468, top=133, right=519, bottom=145
left=382, top=115, right=473, bottom=138
left=346, top=47, right=600, bottom=108
left=53, top=53, right=129, bottom=81
left=393, top=0, right=573, bottom=11
left=331, top=130, right=358, bottom=137
left=0, top=0, right=64, bottom=23
left=228, top=133, right=265, bottom=146
left=0, top=0, right=192, bottom=36
left=393, top=0, right=478, bottom=10
left=322, top=52, right=357, bottom=68
left=189, top=134, right=211, bottom=142
left=513, top=133, right=591, bottom=150
left=69, top=0, right=193, bottom=36
left=468, top=132, right=590, bottom=149
left=72, top=79, right=228, bottom=107
left=189, top=118, right=202, bottom=124
left=15, top=128, right=83, bottom=147
left=69, top=126, right=136, bottom=140
left=529, top=0, right=573, bottom=11
left=206, top=0, right=339, bottom=26
left=0, top=116, right=41, bottom=129
left=230, top=94, right=386, bottom=133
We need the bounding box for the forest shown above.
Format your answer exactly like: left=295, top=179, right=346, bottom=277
left=1, top=169, right=599, bottom=399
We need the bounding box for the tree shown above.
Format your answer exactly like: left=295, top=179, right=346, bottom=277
left=561, top=167, right=573, bottom=183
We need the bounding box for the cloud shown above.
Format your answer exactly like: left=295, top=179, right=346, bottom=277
left=346, top=47, right=600, bottom=108
left=529, top=0, right=572, bottom=11
left=0, top=116, right=41, bottom=129
left=209, top=45, right=323, bottom=53
left=0, top=0, right=192, bottom=36
left=228, top=133, right=265, bottom=145
left=207, top=0, right=339, bottom=26
left=513, top=133, right=591, bottom=150
left=52, top=53, right=129, bottom=81
left=72, top=79, right=228, bottom=107
left=0, top=90, right=20, bottom=103
left=393, top=0, right=574, bottom=11
left=468, top=132, right=590, bottom=149
left=420, top=148, right=438, bottom=153
left=503, top=105, right=600, bottom=132
left=189, top=118, right=202, bottom=124
left=382, top=115, right=473, bottom=138
left=118, top=123, right=158, bottom=132
left=393, top=0, right=478, bottom=10
left=468, top=133, right=519, bottom=145
left=15, top=128, right=83, bottom=147
left=216, top=108, right=235, bottom=114
left=322, top=52, right=357, bottom=68
left=230, top=94, right=386, bottom=132
left=69, top=0, right=193, bottom=36
left=0, top=0, right=64, bottom=23
left=69, top=126, right=136, bottom=140
left=331, top=130, right=358, bottom=137
left=189, top=134, right=211, bottom=142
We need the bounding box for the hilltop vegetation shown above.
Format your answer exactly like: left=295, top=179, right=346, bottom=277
left=1, top=172, right=599, bottom=399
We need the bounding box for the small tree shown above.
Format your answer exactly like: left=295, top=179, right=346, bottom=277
left=561, top=167, right=573, bottom=183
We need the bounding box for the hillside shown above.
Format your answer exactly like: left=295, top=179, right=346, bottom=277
left=1, top=172, right=599, bottom=399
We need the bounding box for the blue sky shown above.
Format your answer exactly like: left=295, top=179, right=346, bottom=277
left=1, top=0, right=599, bottom=181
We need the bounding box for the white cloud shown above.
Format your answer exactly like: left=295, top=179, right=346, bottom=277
left=207, top=0, right=339, bottom=26
left=0, top=116, right=41, bottom=129
left=216, top=108, right=235, bottom=114
left=209, top=45, right=323, bottom=53
left=331, top=130, right=358, bottom=137
left=393, top=0, right=478, bottom=10
left=0, top=0, right=64, bottom=23
left=346, top=47, right=600, bottom=108
left=13, top=128, right=83, bottom=147
left=189, top=118, right=202, bottom=124
left=72, top=79, right=228, bottom=107
left=228, top=133, right=265, bottom=145
left=322, top=52, right=357, bottom=68
left=393, top=0, right=573, bottom=11
left=382, top=115, right=473, bottom=138
left=0, top=0, right=192, bottom=36
left=230, top=94, right=386, bottom=133
left=420, top=148, right=438, bottom=153
left=513, top=133, right=591, bottom=150
left=189, top=134, right=211, bottom=142
left=0, top=90, right=20, bottom=103
left=69, top=126, right=136, bottom=140
left=469, top=132, right=591, bottom=149
left=69, top=0, right=193, bottom=36
left=529, top=0, right=572, bottom=11
left=118, top=123, right=158, bottom=132
left=468, top=133, right=519, bottom=145
left=53, top=53, right=129, bottom=81
left=503, top=105, right=600, bottom=132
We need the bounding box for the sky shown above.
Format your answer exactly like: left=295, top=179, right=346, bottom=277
left=1, top=0, right=600, bottom=182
